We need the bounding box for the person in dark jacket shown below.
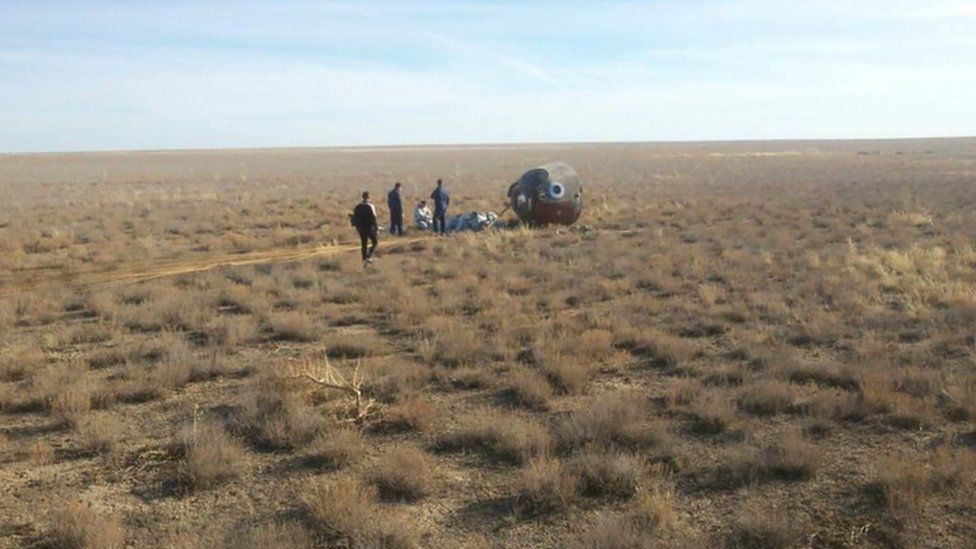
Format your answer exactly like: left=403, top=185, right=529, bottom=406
left=430, top=179, right=450, bottom=235
left=351, top=191, right=378, bottom=265
left=387, top=182, right=404, bottom=236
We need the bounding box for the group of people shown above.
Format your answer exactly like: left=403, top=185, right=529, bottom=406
left=350, top=179, right=451, bottom=265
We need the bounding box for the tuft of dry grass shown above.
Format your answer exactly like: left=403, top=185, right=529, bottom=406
left=626, top=328, right=695, bottom=368
left=234, top=375, right=328, bottom=450
left=0, top=344, right=43, bottom=382
left=519, top=456, right=578, bottom=514
left=570, top=449, right=645, bottom=499
left=727, top=503, right=803, bottom=548
left=503, top=367, right=554, bottom=410
left=738, top=380, right=797, bottom=416
left=558, top=390, right=668, bottom=450
left=689, top=392, right=740, bottom=435
left=383, top=394, right=436, bottom=432
left=264, top=312, right=320, bottom=342
left=306, top=428, right=366, bottom=469
left=438, top=409, right=552, bottom=464
left=240, top=521, right=313, bottom=549
left=301, top=476, right=418, bottom=548
left=368, top=445, right=434, bottom=501
left=47, top=501, right=125, bottom=549
left=76, top=412, right=123, bottom=455
left=571, top=484, right=676, bottom=549
left=179, top=421, right=248, bottom=490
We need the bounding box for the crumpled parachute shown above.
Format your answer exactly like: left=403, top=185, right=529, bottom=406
left=445, top=211, right=501, bottom=232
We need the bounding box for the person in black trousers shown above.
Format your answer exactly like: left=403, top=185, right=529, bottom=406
left=351, top=191, right=378, bottom=265
left=387, top=182, right=404, bottom=236
left=430, top=179, right=450, bottom=235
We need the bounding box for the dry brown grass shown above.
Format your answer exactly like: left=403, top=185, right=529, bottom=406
left=519, top=456, right=578, bottom=514
left=368, top=445, right=434, bottom=501
left=306, top=427, right=366, bottom=469
left=503, top=366, right=554, bottom=410
left=46, top=501, right=125, bottom=549
left=571, top=485, right=677, bottom=548
left=240, top=521, right=313, bottom=549
left=301, top=476, right=418, bottom=547
left=558, top=390, right=668, bottom=450
left=438, top=409, right=552, bottom=464
left=570, top=449, right=645, bottom=499
left=689, top=391, right=741, bottom=435
left=3, top=142, right=976, bottom=546
left=727, top=502, right=803, bottom=548
left=234, top=374, right=329, bottom=450
left=76, top=412, right=123, bottom=455
left=179, top=421, right=248, bottom=490
left=383, top=394, right=436, bottom=432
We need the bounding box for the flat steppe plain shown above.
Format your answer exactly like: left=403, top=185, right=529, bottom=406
left=0, top=139, right=974, bottom=548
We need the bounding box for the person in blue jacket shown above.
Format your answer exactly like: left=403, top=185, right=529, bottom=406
left=387, top=182, right=404, bottom=236
left=430, top=179, right=450, bottom=235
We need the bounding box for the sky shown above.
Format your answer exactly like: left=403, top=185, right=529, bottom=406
left=1, top=0, right=975, bottom=153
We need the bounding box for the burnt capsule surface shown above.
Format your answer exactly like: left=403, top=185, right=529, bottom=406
left=507, top=161, right=583, bottom=226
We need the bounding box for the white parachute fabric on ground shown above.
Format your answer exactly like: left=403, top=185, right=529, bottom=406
left=445, top=211, right=500, bottom=232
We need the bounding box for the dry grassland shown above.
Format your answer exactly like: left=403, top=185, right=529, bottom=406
left=0, top=139, right=975, bottom=547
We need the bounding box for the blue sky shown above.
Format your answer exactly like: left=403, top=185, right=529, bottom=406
left=2, top=1, right=975, bottom=152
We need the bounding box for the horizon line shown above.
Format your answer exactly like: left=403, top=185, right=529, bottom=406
left=3, top=134, right=975, bottom=157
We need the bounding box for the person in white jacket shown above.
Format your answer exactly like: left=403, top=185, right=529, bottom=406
left=414, top=200, right=433, bottom=231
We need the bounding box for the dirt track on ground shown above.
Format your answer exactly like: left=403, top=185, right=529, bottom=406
left=0, top=236, right=432, bottom=297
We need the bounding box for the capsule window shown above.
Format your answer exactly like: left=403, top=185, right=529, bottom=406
left=549, top=182, right=565, bottom=199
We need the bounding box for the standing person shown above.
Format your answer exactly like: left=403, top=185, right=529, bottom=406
left=350, top=191, right=378, bottom=266
left=387, top=182, right=404, bottom=236
left=430, top=178, right=450, bottom=235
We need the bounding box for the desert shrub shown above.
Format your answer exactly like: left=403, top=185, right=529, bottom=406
left=877, top=447, right=976, bottom=525
left=202, top=315, right=259, bottom=347
left=538, top=354, right=592, bottom=395
left=264, top=312, right=319, bottom=342
left=323, top=332, right=381, bottom=359
left=306, top=428, right=366, bottom=469
left=558, top=390, right=667, bottom=450
left=571, top=486, right=676, bottom=549
left=234, top=375, right=328, bottom=450
left=570, top=450, right=644, bottom=499
left=503, top=367, right=553, bottom=410
left=785, top=364, right=858, bottom=391
left=240, top=521, right=313, bottom=549
left=0, top=344, right=44, bottom=382
left=47, top=501, right=125, bottom=549
left=701, top=367, right=743, bottom=387
left=627, top=328, right=695, bottom=367
left=368, top=445, right=434, bottom=501
left=27, top=439, right=55, bottom=465
left=519, top=457, right=578, bottom=514
left=573, top=328, right=615, bottom=362
left=66, top=323, right=114, bottom=345
left=86, top=348, right=127, bottom=370
left=727, top=504, right=803, bottom=549
left=754, top=429, right=821, bottom=481
left=437, top=409, right=552, bottom=464
left=362, top=358, right=430, bottom=402
left=665, top=377, right=701, bottom=408
left=43, top=369, right=94, bottom=427
left=941, top=377, right=976, bottom=421
left=301, top=477, right=418, bottom=548
left=689, top=392, right=739, bottom=435
left=179, top=421, right=247, bottom=490
left=738, top=380, right=796, bottom=416
left=383, top=394, right=435, bottom=432
left=77, top=412, right=123, bottom=455
left=152, top=357, right=193, bottom=392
